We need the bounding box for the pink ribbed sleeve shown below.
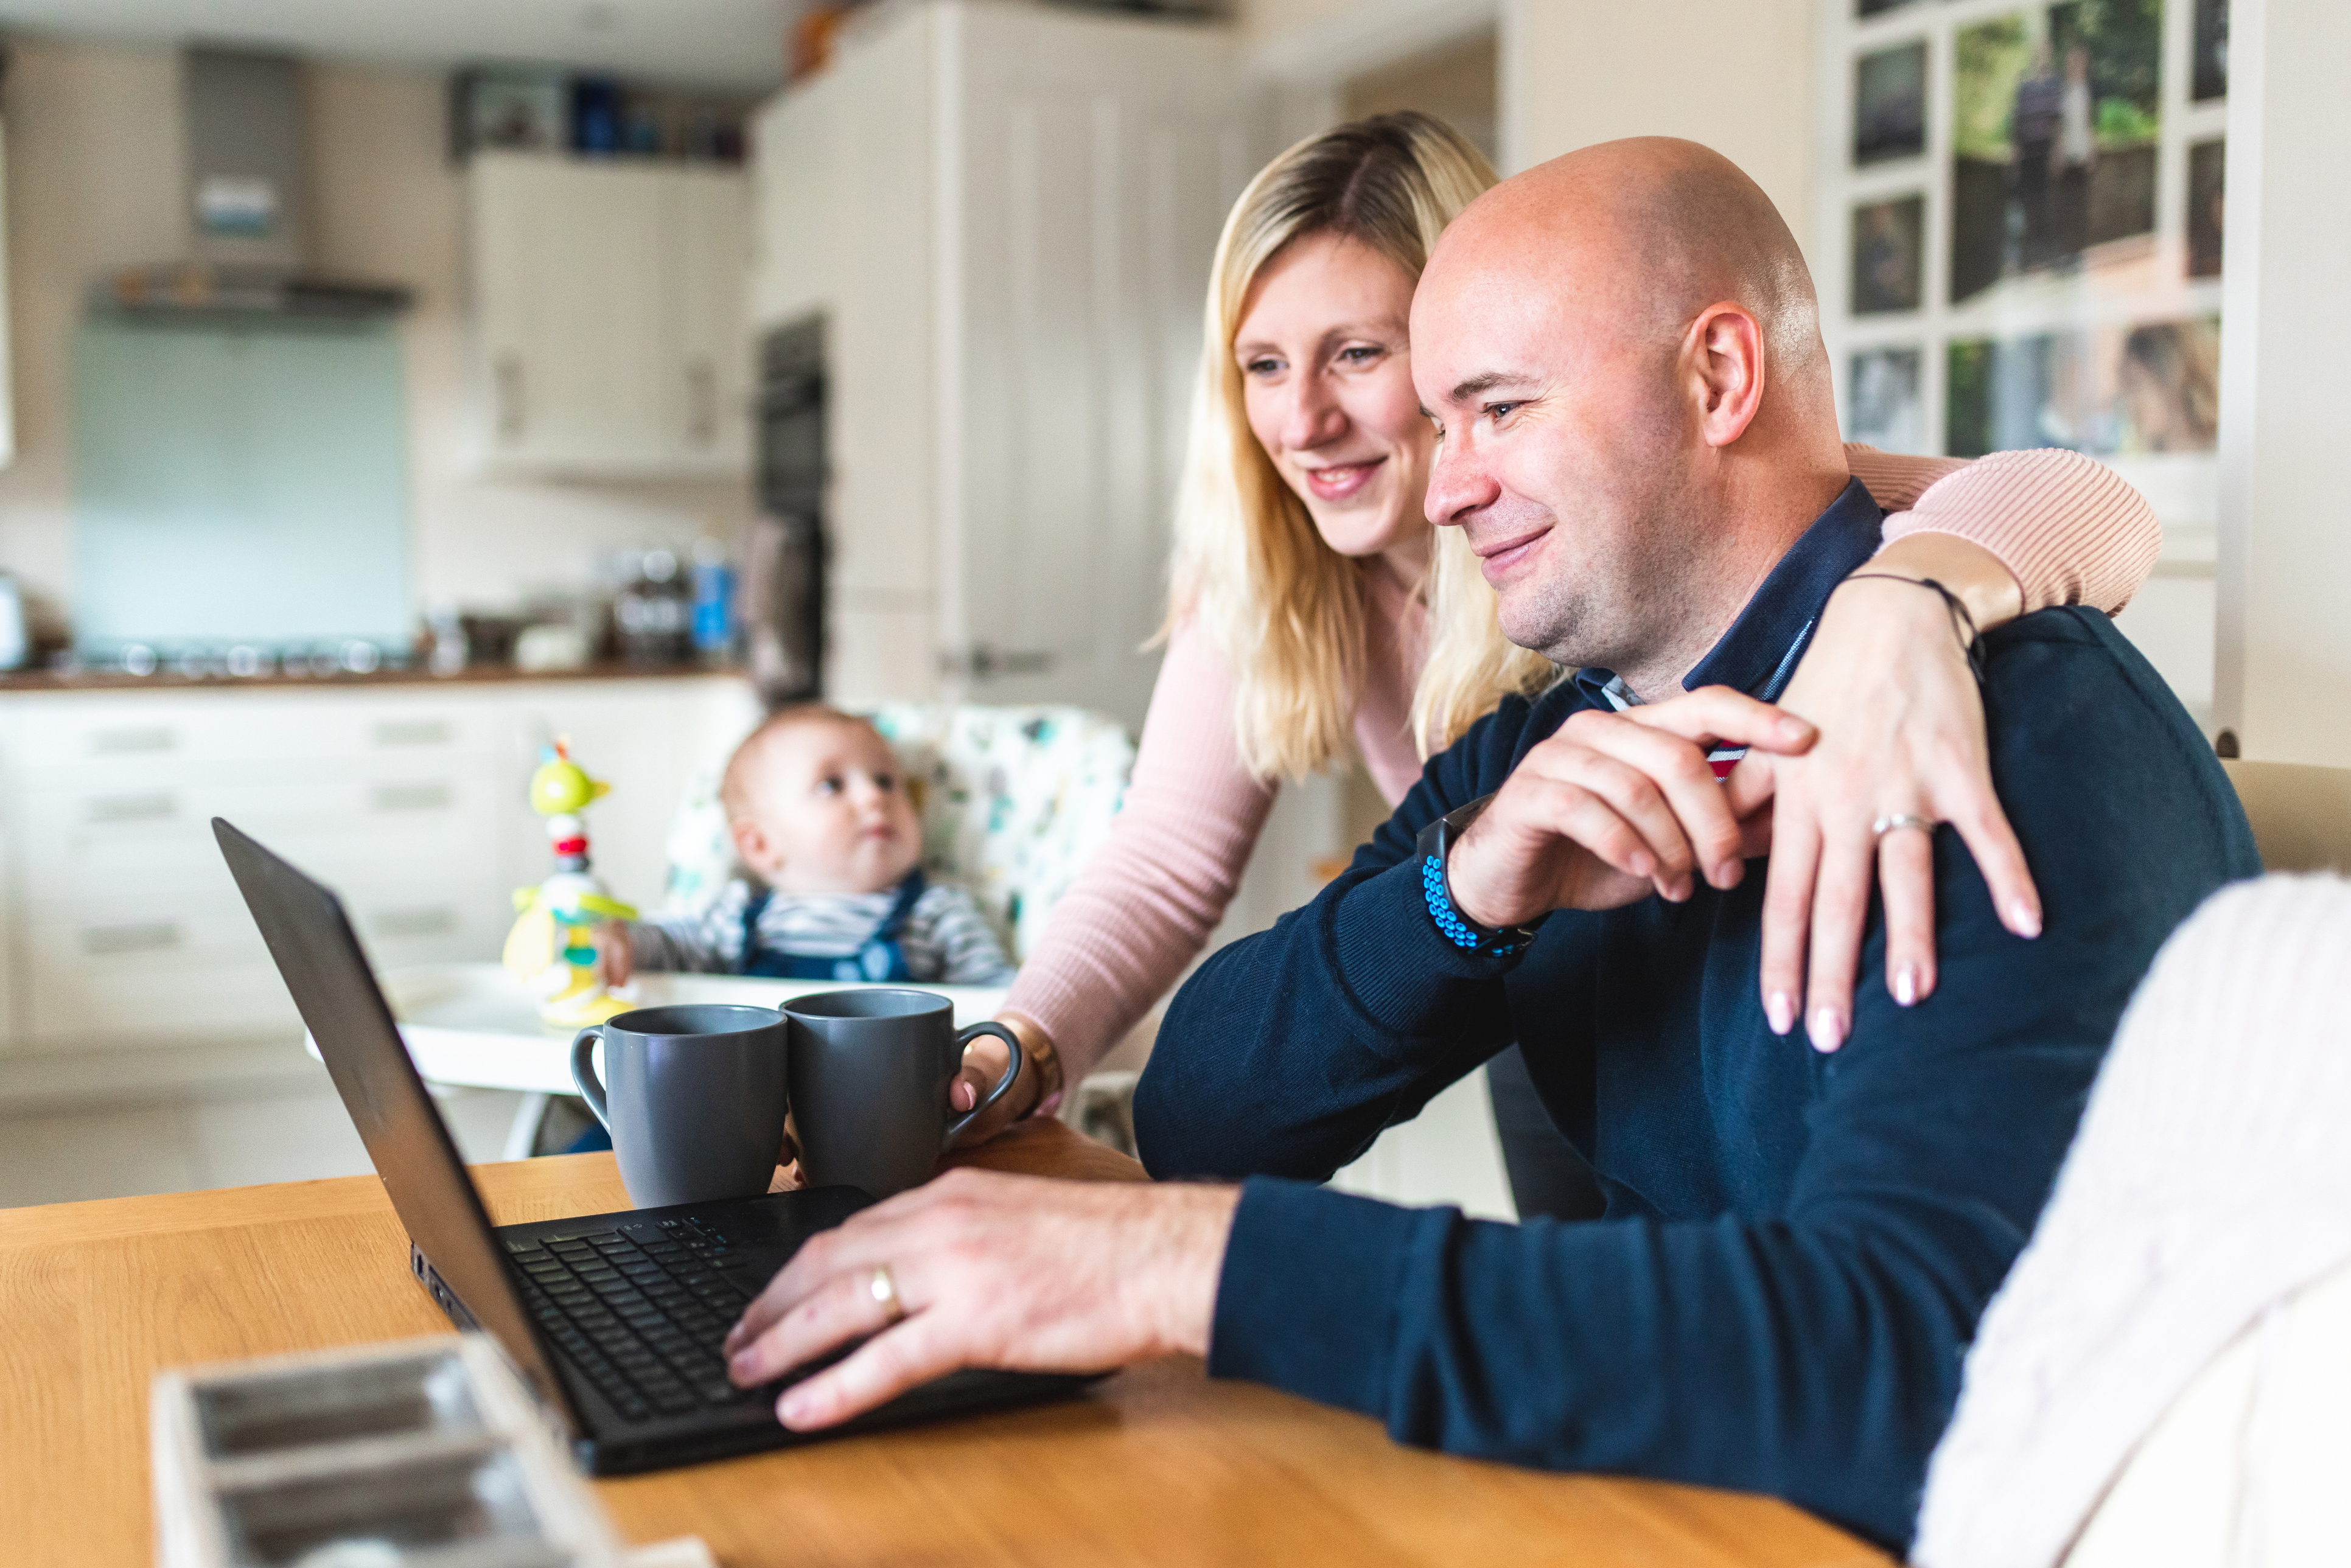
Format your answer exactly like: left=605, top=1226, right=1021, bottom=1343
left=1845, top=444, right=1966, bottom=512
left=999, top=619, right=1279, bottom=1075
left=1854, top=444, right=2162, bottom=615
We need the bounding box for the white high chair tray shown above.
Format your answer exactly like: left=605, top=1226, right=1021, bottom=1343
left=359, top=962, right=1011, bottom=1098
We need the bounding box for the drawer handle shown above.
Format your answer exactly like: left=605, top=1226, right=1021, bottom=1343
left=371, top=783, right=455, bottom=812
left=371, top=907, right=459, bottom=939
left=374, top=720, right=453, bottom=748
left=686, top=358, right=718, bottom=446
left=494, top=352, right=526, bottom=442
left=82, top=922, right=183, bottom=955
left=86, top=793, right=178, bottom=824
left=89, top=727, right=176, bottom=754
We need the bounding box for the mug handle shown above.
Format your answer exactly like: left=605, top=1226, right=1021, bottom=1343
left=941, top=1021, right=1024, bottom=1149
left=570, top=1026, right=614, bottom=1131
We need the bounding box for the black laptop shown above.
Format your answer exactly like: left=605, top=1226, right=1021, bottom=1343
left=215, top=817, right=1088, bottom=1474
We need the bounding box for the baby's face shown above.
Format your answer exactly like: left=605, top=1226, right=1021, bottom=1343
left=732, top=720, right=921, bottom=895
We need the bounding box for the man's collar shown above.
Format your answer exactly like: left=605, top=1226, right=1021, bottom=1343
left=1572, top=477, right=1885, bottom=708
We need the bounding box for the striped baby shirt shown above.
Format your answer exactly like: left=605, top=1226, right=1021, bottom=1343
left=631, top=876, right=1016, bottom=985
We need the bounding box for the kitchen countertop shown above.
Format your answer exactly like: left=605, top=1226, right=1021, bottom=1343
left=0, top=660, right=747, bottom=695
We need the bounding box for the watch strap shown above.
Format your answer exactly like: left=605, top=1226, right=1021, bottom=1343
left=1415, top=794, right=1545, bottom=956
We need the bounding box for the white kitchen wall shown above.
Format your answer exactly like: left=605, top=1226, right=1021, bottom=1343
left=0, top=38, right=180, bottom=629
left=1505, top=0, right=1818, bottom=240
left=0, top=37, right=753, bottom=641
left=2213, top=0, right=2351, bottom=767
left=1235, top=0, right=1821, bottom=212
left=1237, top=0, right=1367, bottom=48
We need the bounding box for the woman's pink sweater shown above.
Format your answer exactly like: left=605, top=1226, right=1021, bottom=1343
left=1002, top=446, right=2162, bottom=1073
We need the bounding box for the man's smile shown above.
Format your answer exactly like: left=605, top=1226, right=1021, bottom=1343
left=1468, top=520, right=1550, bottom=583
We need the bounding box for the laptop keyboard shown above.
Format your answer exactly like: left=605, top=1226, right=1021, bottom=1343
left=504, top=1217, right=768, bottom=1423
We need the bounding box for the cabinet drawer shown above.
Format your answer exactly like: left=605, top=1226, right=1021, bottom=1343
left=4, top=694, right=497, bottom=777
left=23, top=888, right=298, bottom=1050
left=0, top=821, right=16, bottom=1053
left=26, top=958, right=301, bottom=1051
left=21, top=874, right=510, bottom=1051
left=344, top=874, right=513, bottom=969
left=21, top=771, right=503, bottom=892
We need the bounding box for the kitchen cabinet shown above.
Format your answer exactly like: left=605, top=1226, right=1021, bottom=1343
left=467, top=154, right=752, bottom=479
left=672, top=175, right=753, bottom=462
left=0, top=675, right=760, bottom=1062
left=0, top=790, right=15, bottom=1051
left=749, top=1, right=1268, bottom=731
left=0, top=117, right=14, bottom=472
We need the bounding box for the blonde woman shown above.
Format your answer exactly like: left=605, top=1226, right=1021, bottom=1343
left=951, top=114, right=2157, bottom=1209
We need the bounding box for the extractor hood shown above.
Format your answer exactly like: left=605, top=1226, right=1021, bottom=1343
left=97, top=48, right=413, bottom=322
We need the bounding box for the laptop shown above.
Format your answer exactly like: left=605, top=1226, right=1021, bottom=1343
left=214, top=817, right=1090, bottom=1474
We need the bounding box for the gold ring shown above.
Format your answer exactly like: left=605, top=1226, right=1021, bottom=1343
left=867, top=1263, right=905, bottom=1325
left=1871, top=813, right=1938, bottom=838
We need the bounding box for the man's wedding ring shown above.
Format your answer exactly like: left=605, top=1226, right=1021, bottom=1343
left=1871, top=813, right=1938, bottom=838
left=868, top=1264, right=905, bottom=1325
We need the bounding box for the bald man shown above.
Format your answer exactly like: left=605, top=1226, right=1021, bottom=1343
left=715, top=141, right=2252, bottom=1549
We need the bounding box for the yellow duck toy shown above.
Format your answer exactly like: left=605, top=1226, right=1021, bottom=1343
left=503, top=740, right=639, bottom=1026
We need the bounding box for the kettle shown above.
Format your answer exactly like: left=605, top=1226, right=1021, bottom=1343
left=0, top=573, right=27, bottom=671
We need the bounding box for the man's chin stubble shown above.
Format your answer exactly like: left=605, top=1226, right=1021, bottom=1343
left=1501, top=585, right=1608, bottom=672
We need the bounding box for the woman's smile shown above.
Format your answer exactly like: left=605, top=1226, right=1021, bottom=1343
left=1300, top=458, right=1386, bottom=503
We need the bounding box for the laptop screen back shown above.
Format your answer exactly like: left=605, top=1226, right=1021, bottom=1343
left=213, top=817, right=582, bottom=1432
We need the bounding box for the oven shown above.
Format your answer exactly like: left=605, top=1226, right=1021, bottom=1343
left=745, top=317, right=826, bottom=705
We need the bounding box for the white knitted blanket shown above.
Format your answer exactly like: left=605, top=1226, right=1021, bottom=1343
left=1913, top=874, right=2351, bottom=1566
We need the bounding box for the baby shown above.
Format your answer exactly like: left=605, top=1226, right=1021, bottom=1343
left=600, top=705, right=1015, bottom=986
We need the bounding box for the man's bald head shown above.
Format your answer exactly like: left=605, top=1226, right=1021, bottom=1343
left=1426, top=137, right=1829, bottom=414
left=1408, top=138, right=1851, bottom=693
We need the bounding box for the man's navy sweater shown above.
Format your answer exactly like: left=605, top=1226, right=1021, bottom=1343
left=1133, top=481, right=2258, bottom=1549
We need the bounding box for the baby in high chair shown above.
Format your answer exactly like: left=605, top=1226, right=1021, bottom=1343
left=597, top=705, right=1015, bottom=987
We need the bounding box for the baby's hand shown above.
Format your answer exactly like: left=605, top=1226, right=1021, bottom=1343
left=594, top=922, right=635, bottom=986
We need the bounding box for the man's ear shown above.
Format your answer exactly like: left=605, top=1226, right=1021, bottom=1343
left=1686, top=302, right=1767, bottom=449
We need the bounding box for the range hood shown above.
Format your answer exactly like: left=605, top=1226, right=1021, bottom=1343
left=98, top=48, right=413, bottom=322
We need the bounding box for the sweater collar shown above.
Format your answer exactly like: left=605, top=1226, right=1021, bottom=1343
left=1571, top=477, right=1885, bottom=708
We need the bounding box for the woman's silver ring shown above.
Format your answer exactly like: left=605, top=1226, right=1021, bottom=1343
left=1872, top=813, right=1938, bottom=838
left=867, top=1264, right=905, bottom=1325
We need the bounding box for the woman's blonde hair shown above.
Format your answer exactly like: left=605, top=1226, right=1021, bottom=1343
left=1165, top=111, right=1557, bottom=782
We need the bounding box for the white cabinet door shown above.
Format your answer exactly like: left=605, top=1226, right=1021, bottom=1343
left=0, top=118, right=14, bottom=470
left=750, top=81, right=839, bottom=333
left=746, top=4, right=1267, bottom=717
left=826, top=12, right=945, bottom=705
left=470, top=154, right=749, bottom=479
left=943, top=5, right=1269, bottom=731
left=0, top=761, right=15, bottom=1054
left=669, top=168, right=754, bottom=470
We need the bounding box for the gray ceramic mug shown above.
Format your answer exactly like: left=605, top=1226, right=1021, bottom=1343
left=570, top=1004, right=790, bottom=1209
left=783, top=989, right=1022, bottom=1199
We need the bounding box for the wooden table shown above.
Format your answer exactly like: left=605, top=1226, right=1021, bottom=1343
left=0, top=1120, right=1889, bottom=1566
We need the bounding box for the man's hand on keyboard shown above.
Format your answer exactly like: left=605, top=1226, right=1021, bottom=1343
left=722, top=1169, right=1240, bottom=1430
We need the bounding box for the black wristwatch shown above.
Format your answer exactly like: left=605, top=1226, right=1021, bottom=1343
left=1414, top=793, right=1548, bottom=957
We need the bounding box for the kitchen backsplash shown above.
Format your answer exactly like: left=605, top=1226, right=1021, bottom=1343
left=72, top=314, right=412, bottom=652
